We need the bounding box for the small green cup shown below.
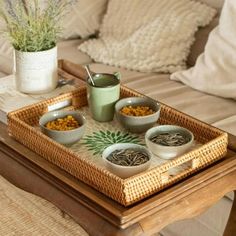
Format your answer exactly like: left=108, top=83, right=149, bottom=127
left=87, top=73, right=120, bottom=122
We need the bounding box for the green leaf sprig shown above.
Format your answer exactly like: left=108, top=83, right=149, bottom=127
left=82, top=130, right=144, bottom=155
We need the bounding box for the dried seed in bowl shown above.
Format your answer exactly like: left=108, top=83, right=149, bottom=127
left=120, top=105, right=155, bottom=116
left=106, top=148, right=149, bottom=166
left=45, top=115, right=80, bottom=131
left=150, top=132, right=190, bottom=146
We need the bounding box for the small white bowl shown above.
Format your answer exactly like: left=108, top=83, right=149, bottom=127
left=145, top=125, right=194, bottom=160
left=102, top=143, right=152, bottom=179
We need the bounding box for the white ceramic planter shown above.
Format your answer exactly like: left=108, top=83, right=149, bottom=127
left=14, top=46, right=58, bottom=94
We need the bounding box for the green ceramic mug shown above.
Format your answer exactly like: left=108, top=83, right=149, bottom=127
left=87, top=72, right=120, bottom=122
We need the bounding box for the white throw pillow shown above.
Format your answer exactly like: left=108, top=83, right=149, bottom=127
left=62, top=0, right=108, bottom=39
left=170, top=0, right=236, bottom=99
left=79, top=0, right=216, bottom=73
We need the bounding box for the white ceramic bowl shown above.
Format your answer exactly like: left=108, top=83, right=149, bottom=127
left=102, top=143, right=152, bottom=179
left=39, top=110, right=86, bottom=146
left=145, top=125, right=194, bottom=160
left=115, top=97, right=161, bottom=133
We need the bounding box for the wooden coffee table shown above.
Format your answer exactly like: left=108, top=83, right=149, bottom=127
left=1, top=120, right=236, bottom=236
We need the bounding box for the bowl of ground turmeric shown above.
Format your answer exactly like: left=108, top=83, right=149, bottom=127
left=115, top=97, right=160, bottom=133
left=39, top=110, right=86, bottom=145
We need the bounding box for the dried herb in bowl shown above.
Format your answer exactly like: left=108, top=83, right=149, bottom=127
left=106, top=149, right=150, bottom=166
left=150, top=132, right=191, bottom=146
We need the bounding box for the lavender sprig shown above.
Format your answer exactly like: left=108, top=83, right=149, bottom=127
left=0, top=0, right=77, bottom=52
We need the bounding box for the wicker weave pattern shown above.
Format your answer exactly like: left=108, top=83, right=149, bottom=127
left=8, top=86, right=228, bottom=206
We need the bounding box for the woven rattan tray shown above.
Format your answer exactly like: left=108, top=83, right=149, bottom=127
left=7, top=86, right=228, bottom=206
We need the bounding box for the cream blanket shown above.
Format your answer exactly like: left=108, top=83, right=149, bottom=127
left=79, top=0, right=216, bottom=73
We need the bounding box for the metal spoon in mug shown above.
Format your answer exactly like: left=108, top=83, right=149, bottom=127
left=84, top=65, right=95, bottom=86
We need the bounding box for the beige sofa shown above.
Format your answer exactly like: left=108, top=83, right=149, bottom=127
left=0, top=0, right=235, bottom=235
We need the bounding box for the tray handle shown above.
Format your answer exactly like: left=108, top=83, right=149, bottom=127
left=159, top=156, right=201, bottom=185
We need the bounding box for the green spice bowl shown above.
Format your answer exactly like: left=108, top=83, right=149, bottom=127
left=39, top=110, right=86, bottom=146
left=145, top=125, right=194, bottom=160
left=115, top=97, right=161, bottom=133
left=102, top=143, right=152, bottom=179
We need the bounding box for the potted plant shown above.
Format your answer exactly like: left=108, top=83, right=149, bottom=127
left=0, top=0, right=74, bottom=94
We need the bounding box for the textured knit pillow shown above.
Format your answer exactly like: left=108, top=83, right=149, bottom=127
left=62, top=0, right=108, bottom=39
left=170, top=0, right=236, bottom=99
left=79, top=0, right=216, bottom=73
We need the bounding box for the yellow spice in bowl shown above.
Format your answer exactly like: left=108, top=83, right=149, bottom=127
left=45, top=115, right=80, bottom=131
left=120, top=105, right=155, bottom=117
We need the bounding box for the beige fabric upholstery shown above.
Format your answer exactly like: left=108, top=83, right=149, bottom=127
left=58, top=39, right=92, bottom=65
left=0, top=38, right=13, bottom=75
left=200, top=0, right=224, bottom=8
left=62, top=0, right=108, bottom=39
left=187, top=15, right=219, bottom=67
left=0, top=71, right=7, bottom=78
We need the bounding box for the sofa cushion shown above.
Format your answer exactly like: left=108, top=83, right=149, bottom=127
left=58, top=39, right=93, bottom=65
left=0, top=38, right=13, bottom=75
left=0, top=71, right=7, bottom=78
left=187, top=15, right=219, bottom=67
left=171, top=0, right=236, bottom=99
left=79, top=0, right=216, bottom=73
left=62, top=0, right=108, bottom=39
left=200, top=0, right=224, bottom=9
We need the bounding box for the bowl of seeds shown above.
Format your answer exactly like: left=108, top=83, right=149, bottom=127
left=39, top=110, right=86, bottom=146
left=115, top=97, right=160, bottom=133
left=145, top=125, right=194, bottom=159
left=102, top=143, right=152, bottom=178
